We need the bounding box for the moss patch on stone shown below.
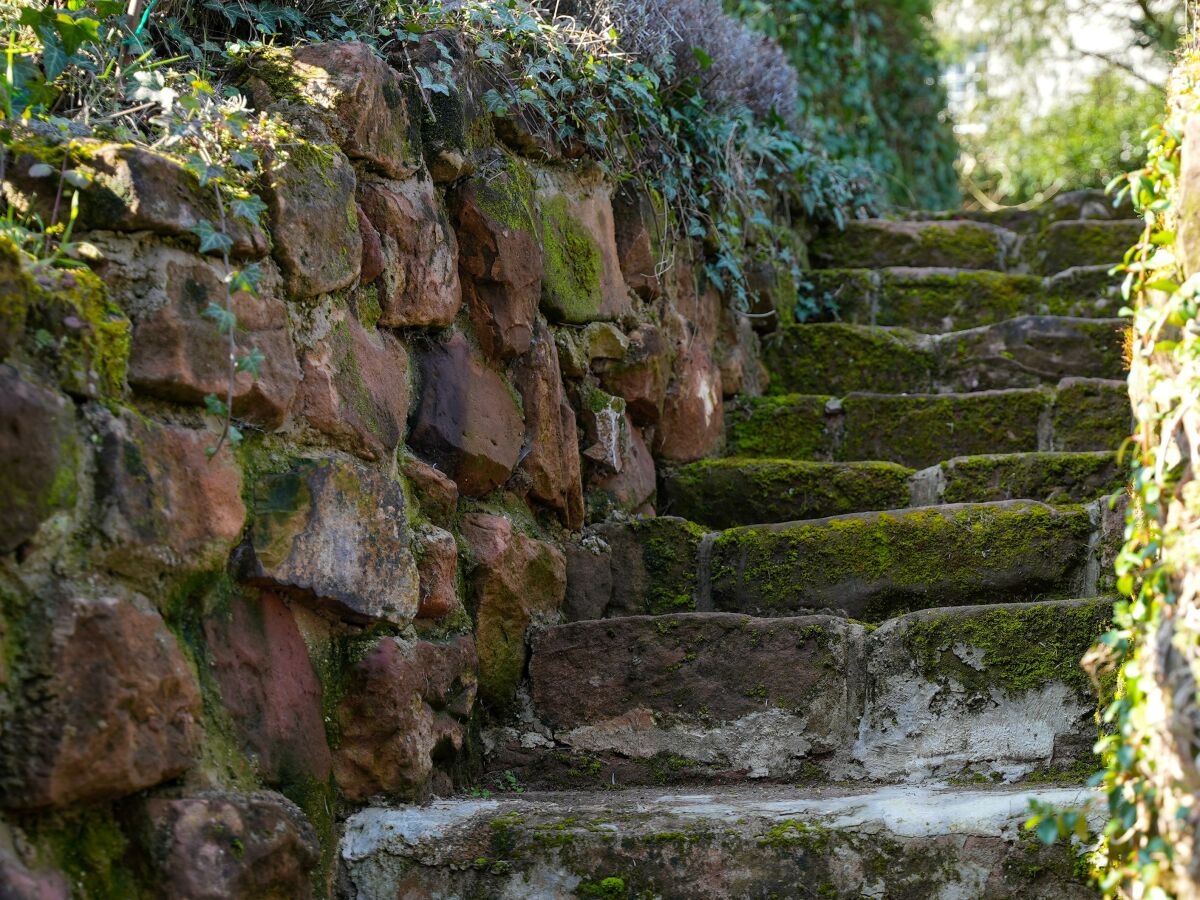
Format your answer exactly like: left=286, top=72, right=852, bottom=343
left=662, top=458, right=913, bottom=528
left=725, top=394, right=833, bottom=459
left=1034, top=220, right=1142, bottom=274
left=901, top=599, right=1111, bottom=699
left=939, top=451, right=1125, bottom=504
left=839, top=389, right=1050, bottom=468
left=23, top=804, right=142, bottom=900
left=540, top=194, right=604, bottom=324
left=708, top=502, right=1094, bottom=621
left=629, top=517, right=707, bottom=614
left=1051, top=380, right=1130, bottom=452
left=764, top=324, right=934, bottom=395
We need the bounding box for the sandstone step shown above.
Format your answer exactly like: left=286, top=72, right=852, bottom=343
left=660, top=458, right=915, bottom=528
left=914, top=450, right=1125, bottom=506
left=565, top=501, right=1098, bottom=622
left=805, top=266, right=1120, bottom=332
left=914, top=188, right=1133, bottom=233
left=726, top=379, right=1130, bottom=468
left=809, top=219, right=1017, bottom=270
left=707, top=501, right=1095, bottom=620
left=340, top=784, right=1098, bottom=899
left=763, top=317, right=1124, bottom=395
left=1031, top=218, right=1142, bottom=273
left=510, top=601, right=1106, bottom=789
left=660, top=452, right=1123, bottom=529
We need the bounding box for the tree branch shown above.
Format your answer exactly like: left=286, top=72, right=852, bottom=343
left=1070, top=43, right=1166, bottom=90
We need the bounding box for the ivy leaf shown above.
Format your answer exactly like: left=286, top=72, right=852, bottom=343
left=1035, top=819, right=1059, bottom=845
left=204, top=393, right=229, bottom=417
left=26, top=163, right=56, bottom=179
left=204, top=301, right=237, bottom=333
left=236, top=347, right=265, bottom=377
left=228, top=263, right=264, bottom=294
left=190, top=220, right=234, bottom=256
left=229, top=195, right=267, bottom=223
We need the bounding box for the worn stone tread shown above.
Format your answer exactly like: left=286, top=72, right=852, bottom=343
left=764, top=316, right=1125, bottom=395
left=913, top=450, right=1125, bottom=506
left=809, top=219, right=1017, bottom=270
left=726, top=380, right=1130, bottom=468
left=804, top=266, right=1120, bottom=331
left=340, top=785, right=1099, bottom=899
left=1031, top=218, right=1142, bottom=273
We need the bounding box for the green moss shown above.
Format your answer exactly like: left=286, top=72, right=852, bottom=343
left=725, top=394, right=833, bottom=459
left=630, top=517, right=707, bottom=614
left=811, top=221, right=1004, bottom=269
left=1035, top=220, right=1142, bottom=273
left=708, top=502, right=1093, bottom=621
left=541, top=193, right=604, bottom=324
left=1051, top=380, right=1130, bottom=452
left=26, top=805, right=141, bottom=899
left=474, top=154, right=537, bottom=232
left=763, top=323, right=933, bottom=395
left=839, top=389, right=1050, bottom=468
left=663, top=458, right=913, bottom=528
left=578, top=875, right=629, bottom=898
left=281, top=774, right=339, bottom=893
left=940, top=451, right=1125, bottom=504
left=902, top=599, right=1111, bottom=698
left=756, top=820, right=833, bottom=851
left=353, top=284, right=383, bottom=330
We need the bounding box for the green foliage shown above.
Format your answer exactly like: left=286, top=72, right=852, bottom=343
left=727, top=0, right=960, bottom=210
left=961, top=70, right=1165, bottom=205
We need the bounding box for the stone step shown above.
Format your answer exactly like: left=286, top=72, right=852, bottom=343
left=565, top=501, right=1099, bottom=622
left=805, top=266, right=1120, bottom=332
left=506, top=601, right=1107, bottom=788
left=341, top=784, right=1098, bottom=899
left=726, top=379, right=1130, bottom=468
left=809, top=219, right=1017, bottom=270
left=913, top=188, right=1134, bottom=233
left=660, top=452, right=1123, bottom=528
left=763, top=317, right=1125, bottom=395
left=1030, top=219, right=1142, bottom=273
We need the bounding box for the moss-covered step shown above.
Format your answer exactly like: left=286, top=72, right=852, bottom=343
left=804, top=266, right=1120, bottom=332
left=728, top=382, right=1130, bottom=468
left=856, top=598, right=1111, bottom=783
left=660, top=458, right=915, bottom=529
left=341, top=785, right=1098, bottom=899
left=912, top=451, right=1125, bottom=505
left=708, top=500, right=1095, bottom=621
left=809, top=219, right=1016, bottom=270
left=933, top=316, right=1126, bottom=391
left=763, top=317, right=1125, bottom=395
left=1031, top=219, right=1143, bottom=273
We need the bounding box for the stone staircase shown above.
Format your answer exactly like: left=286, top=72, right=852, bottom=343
left=338, top=205, right=1135, bottom=898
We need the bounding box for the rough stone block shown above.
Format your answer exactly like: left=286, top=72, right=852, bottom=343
left=855, top=599, right=1109, bottom=781
left=357, top=175, right=461, bottom=327
left=333, top=635, right=477, bottom=801
left=708, top=501, right=1094, bottom=621
left=204, top=590, right=332, bottom=787
left=399, top=455, right=459, bottom=528
left=413, top=525, right=462, bottom=623
left=530, top=613, right=864, bottom=779
left=596, top=323, right=673, bottom=425
left=0, top=366, right=79, bottom=554
left=95, top=411, right=246, bottom=578
left=932, top=451, right=1124, bottom=505
left=138, top=791, right=319, bottom=900
left=237, top=458, right=419, bottom=626
left=810, top=220, right=1014, bottom=270
left=410, top=333, right=524, bottom=497
left=1033, top=219, right=1143, bottom=273
left=1051, top=377, right=1131, bottom=451
left=763, top=323, right=934, bottom=395
left=102, top=243, right=299, bottom=428
left=654, top=339, right=723, bottom=463
left=297, top=308, right=411, bottom=461
left=460, top=514, right=565, bottom=712
left=0, top=589, right=201, bottom=809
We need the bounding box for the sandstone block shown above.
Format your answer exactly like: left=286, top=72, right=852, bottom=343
left=204, top=590, right=332, bottom=786
left=237, top=459, right=419, bottom=626
left=6, top=142, right=267, bottom=258
left=289, top=42, right=421, bottom=179
left=413, top=525, right=462, bottom=622
left=589, top=415, right=656, bottom=516
left=596, top=323, right=672, bottom=425
left=0, top=590, right=201, bottom=809
left=530, top=613, right=863, bottom=778
left=357, top=175, right=461, bottom=327
left=410, top=334, right=524, bottom=497
left=108, top=245, right=299, bottom=428
left=95, top=411, right=246, bottom=578
left=297, top=309, right=410, bottom=461
left=451, top=166, right=543, bottom=359
left=611, top=188, right=661, bottom=300
left=264, top=144, right=361, bottom=298
left=513, top=320, right=584, bottom=528
left=0, top=367, right=79, bottom=554
left=538, top=178, right=631, bottom=324
left=138, top=791, right=319, bottom=900
left=460, top=514, right=566, bottom=711
left=333, top=635, right=477, bottom=801
left=654, top=339, right=723, bottom=463
left=399, top=455, right=459, bottom=528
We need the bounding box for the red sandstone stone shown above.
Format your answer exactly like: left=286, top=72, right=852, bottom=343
left=591, top=416, right=656, bottom=513
left=0, top=590, right=201, bottom=810
left=611, top=188, right=662, bottom=300
left=654, top=339, right=723, bottom=463
left=414, top=525, right=462, bottom=622
left=357, top=202, right=386, bottom=284
left=400, top=455, right=459, bottom=527
left=333, top=635, right=477, bottom=801
left=597, top=323, right=673, bottom=426
left=409, top=333, right=523, bottom=497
